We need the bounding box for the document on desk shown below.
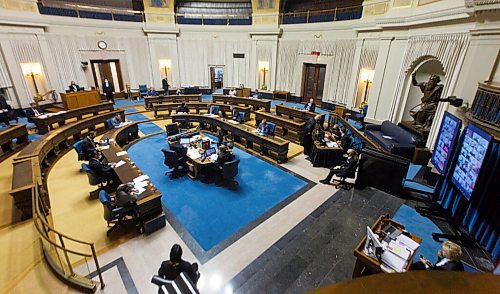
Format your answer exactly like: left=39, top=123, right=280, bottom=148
left=381, top=250, right=407, bottom=272
left=114, top=160, right=126, bottom=168
left=396, top=234, right=420, bottom=252
left=326, top=141, right=338, bottom=148
left=98, top=145, right=110, bottom=150
left=133, top=175, right=149, bottom=183
left=116, top=151, right=127, bottom=156
left=187, top=148, right=201, bottom=160
left=228, top=119, right=239, bottom=125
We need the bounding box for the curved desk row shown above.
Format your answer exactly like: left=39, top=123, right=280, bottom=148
left=0, top=124, right=29, bottom=160
left=172, top=114, right=289, bottom=163
left=254, top=110, right=305, bottom=143
left=100, top=123, right=165, bottom=231
left=144, top=94, right=202, bottom=109
left=212, top=95, right=272, bottom=112
left=152, top=102, right=251, bottom=121
left=11, top=109, right=125, bottom=219
left=275, top=103, right=325, bottom=124
left=33, top=102, right=114, bottom=134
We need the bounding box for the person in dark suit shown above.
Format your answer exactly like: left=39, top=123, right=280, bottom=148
left=257, top=119, right=271, bottom=134
left=147, top=87, right=156, bottom=97
left=213, top=145, right=234, bottom=183
left=111, top=114, right=122, bottom=127
left=0, top=94, right=16, bottom=126
left=102, top=78, right=115, bottom=103
left=115, top=182, right=139, bottom=212
left=25, top=102, right=44, bottom=123
left=412, top=241, right=464, bottom=271
left=176, top=102, right=189, bottom=114
left=304, top=98, right=316, bottom=112
left=158, top=244, right=200, bottom=285
left=302, top=115, right=322, bottom=157
left=320, top=149, right=358, bottom=184
left=162, top=77, right=169, bottom=93
left=81, top=131, right=98, bottom=160
left=339, top=126, right=352, bottom=154
left=89, top=151, right=117, bottom=184
left=69, top=81, right=80, bottom=92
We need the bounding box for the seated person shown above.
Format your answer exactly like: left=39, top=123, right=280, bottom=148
left=147, top=87, right=156, bottom=97
left=111, top=114, right=123, bottom=127
left=252, top=90, right=261, bottom=99
left=25, top=102, right=44, bottom=123
left=320, top=149, right=358, bottom=184
left=412, top=241, right=464, bottom=271
left=312, top=123, right=325, bottom=143
left=158, top=244, right=200, bottom=285
left=213, top=145, right=234, bottom=183
left=338, top=126, right=352, bottom=154
left=69, top=81, right=80, bottom=92
left=115, top=182, right=139, bottom=212
left=81, top=131, right=98, bottom=159
left=257, top=119, right=270, bottom=135
left=0, top=93, right=16, bottom=126
left=304, top=98, right=316, bottom=112
left=329, top=124, right=341, bottom=140
left=228, top=88, right=237, bottom=96
left=176, top=89, right=182, bottom=95
left=176, top=102, right=189, bottom=114
left=89, top=151, right=117, bottom=184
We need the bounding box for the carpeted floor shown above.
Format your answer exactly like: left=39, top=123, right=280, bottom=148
left=114, top=98, right=144, bottom=108
left=127, top=132, right=309, bottom=251
left=125, top=113, right=163, bottom=135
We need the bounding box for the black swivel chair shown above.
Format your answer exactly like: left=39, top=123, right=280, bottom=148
left=220, top=159, right=240, bottom=189
left=165, top=123, right=180, bottom=137
left=162, top=149, right=185, bottom=179
left=331, top=159, right=360, bottom=190
left=99, top=190, right=141, bottom=237
left=81, top=163, right=105, bottom=199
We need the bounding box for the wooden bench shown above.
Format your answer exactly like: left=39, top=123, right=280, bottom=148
left=153, top=102, right=251, bottom=122
left=254, top=110, right=305, bottom=143
left=144, top=94, right=202, bottom=109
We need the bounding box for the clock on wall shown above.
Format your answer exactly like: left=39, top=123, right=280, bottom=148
left=97, top=41, right=107, bottom=50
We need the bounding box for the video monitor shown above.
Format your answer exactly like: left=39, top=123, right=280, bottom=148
left=451, top=124, right=492, bottom=200
left=431, top=111, right=462, bottom=175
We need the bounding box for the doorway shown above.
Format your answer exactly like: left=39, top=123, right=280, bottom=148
left=90, top=60, right=124, bottom=93
left=301, top=63, right=326, bottom=104
left=209, top=66, right=224, bottom=93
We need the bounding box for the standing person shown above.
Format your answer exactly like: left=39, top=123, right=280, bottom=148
left=304, top=98, right=316, bottom=112
left=302, top=115, right=322, bottom=157
left=162, top=77, right=169, bottom=94
left=158, top=244, right=200, bottom=285
left=102, top=78, right=115, bottom=103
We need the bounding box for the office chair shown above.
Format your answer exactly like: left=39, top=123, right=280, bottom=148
left=267, top=122, right=276, bottom=136
left=105, top=118, right=115, bottom=130
left=165, top=123, right=180, bottom=137
left=73, top=139, right=86, bottom=161
left=220, top=159, right=240, bottom=189
left=81, top=163, right=105, bottom=199
left=331, top=159, right=360, bottom=190
left=99, top=190, right=140, bottom=237
left=238, top=112, right=245, bottom=123
left=209, top=105, right=220, bottom=115
left=139, top=84, right=148, bottom=98
left=162, top=149, right=185, bottom=179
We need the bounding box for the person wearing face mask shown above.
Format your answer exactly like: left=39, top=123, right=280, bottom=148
left=102, top=78, right=115, bottom=103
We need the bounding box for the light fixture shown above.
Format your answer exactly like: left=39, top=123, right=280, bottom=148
left=21, top=62, right=42, bottom=100
left=158, top=59, right=172, bottom=80
left=360, top=69, right=374, bottom=108
left=258, top=61, right=269, bottom=90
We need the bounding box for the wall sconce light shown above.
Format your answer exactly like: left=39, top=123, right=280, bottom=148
left=159, top=59, right=172, bottom=80
left=258, top=61, right=269, bottom=90
left=360, top=69, right=374, bottom=107
left=21, top=62, right=42, bottom=101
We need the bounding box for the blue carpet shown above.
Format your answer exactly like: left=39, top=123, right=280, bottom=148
left=16, top=117, right=36, bottom=129
left=127, top=133, right=308, bottom=251
left=124, top=108, right=137, bottom=113
left=28, top=134, right=42, bottom=141
left=393, top=204, right=443, bottom=263
left=114, top=98, right=144, bottom=108
left=125, top=113, right=163, bottom=135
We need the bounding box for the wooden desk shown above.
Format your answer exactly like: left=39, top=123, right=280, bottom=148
left=172, top=114, right=290, bottom=163
left=212, top=95, right=272, bottom=112
left=169, top=133, right=217, bottom=180
left=0, top=124, right=29, bottom=158
left=60, top=90, right=101, bottom=110
left=153, top=102, right=251, bottom=121
left=273, top=90, right=290, bottom=101
left=254, top=110, right=305, bottom=143
left=10, top=158, right=39, bottom=219
left=100, top=123, right=164, bottom=228
left=236, top=87, right=251, bottom=97
left=144, top=94, right=202, bottom=109
left=353, top=215, right=422, bottom=278
left=33, top=102, right=114, bottom=134
left=275, top=103, right=325, bottom=125
left=310, top=140, right=343, bottom=168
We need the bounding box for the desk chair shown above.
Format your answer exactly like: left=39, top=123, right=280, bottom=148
left=139, top=84, right=148, bottom=98
left=99, top=190, right=140, bottom=237
left=162, top=149, right=185, bottom=179
left=220, top=159, right=240, bottom=189
left=267, top=122, right=276, bottom=136
left=331, top=160, right=359, bottom=190
left=209, top=105, right=220, bottom=115
left=73, top=140, right=86, bottom=161
left=81, top=163, right=105, bottom=199
left=165, top=123, right=180, bottom=137
left=238, top=112, right=245, bottom=123
left=105, top=118, right=115, bottom=130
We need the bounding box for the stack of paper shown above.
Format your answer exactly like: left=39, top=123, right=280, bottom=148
left=187, top=147, right=201, bottom=160
left=98, top=145, right=110, bottom=150
left=114, top=160, right=126, bottom=168
left=381, top=234, right=419, bottom=273
left=116, top=151, right=127, bottom=156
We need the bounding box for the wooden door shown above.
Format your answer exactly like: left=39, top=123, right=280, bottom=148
left=302, top=63, right=326, bottom=105
left=90, top=60, right=124, bottom=92
left=210, top=67, right=216, bottom=92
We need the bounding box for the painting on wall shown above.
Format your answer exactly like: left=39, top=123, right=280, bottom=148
left=149, top=0, right=169, bottom=8
left=257, top=0, right=274, bottom=9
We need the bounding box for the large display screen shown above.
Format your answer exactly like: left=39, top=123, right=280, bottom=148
left=431, top=111, right=462, bottom=175
left=451, top=124, right=492, bottom=200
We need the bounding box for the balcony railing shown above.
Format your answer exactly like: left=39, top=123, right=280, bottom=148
left=176, top=13, right=252, bottom=25
left=37, top=1, right=144, bottom=22
left=280, top=5, right=363, bottom=24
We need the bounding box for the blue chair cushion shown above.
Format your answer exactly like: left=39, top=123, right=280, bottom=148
left=267, top=122, right=276, bottom=135
left=73, top=139, right=85, bottom=153
left=99, top=190, right=111, bottom=204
